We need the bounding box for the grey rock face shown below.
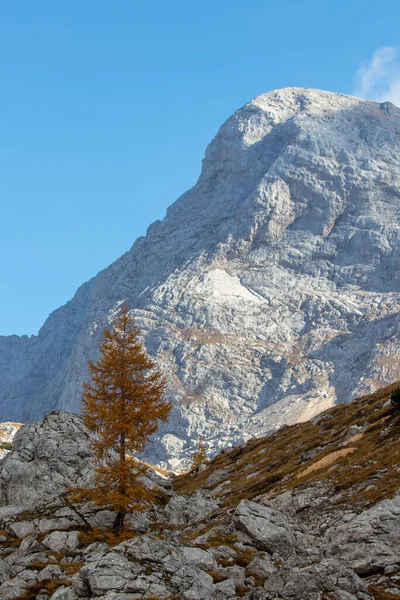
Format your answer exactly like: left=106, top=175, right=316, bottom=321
left=70, top=535, right=216, bottom=599
left=231, top=491, right=400, bottom=599
left=50, top=590, right=73, bottom=600
left=0, top=411, right=92, bottom=506
left=325, top=494, right=400, bottom=575
left=0, top=577, right=29, bottom=600
left=42, top=531, right=81, bottom=554
left=38, top=564, right=64, bottom=582
left=1, top=88, right=400, bottom=468
left=7, top=521, right=34, bottom=538
left=234, top=499, right=297, bottom=558
left=164, top=488, right=219, bottom=524
left=259, top=559, right=370, bottom=600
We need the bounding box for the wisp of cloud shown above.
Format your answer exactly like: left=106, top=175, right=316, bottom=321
left=353, top=47, right=400, bottom=106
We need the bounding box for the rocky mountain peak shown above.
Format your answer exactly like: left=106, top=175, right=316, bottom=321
left=0, top=88, right=400, bottom=468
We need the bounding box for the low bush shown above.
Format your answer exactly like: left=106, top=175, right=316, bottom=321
left=79, top=526, right=138, bottom=547
left=0, top=442, right=12, bottom=450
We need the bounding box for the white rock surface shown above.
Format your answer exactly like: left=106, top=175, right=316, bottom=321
left=0, top=422, right=22, bottom=459
left=42, top=530, right=81, bottom=553
left=1, top=88, right=400, bottom=468
left=7, top=521, right=34, bottom=539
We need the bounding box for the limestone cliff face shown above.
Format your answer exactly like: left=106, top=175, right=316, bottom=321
left=1, top=88, right=400, bottom=468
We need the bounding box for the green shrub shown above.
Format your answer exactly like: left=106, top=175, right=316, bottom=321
left=0, top=442, right=12, bottom=450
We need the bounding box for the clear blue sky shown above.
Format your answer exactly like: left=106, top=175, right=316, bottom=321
left=1, top=0, right=399, bottom=336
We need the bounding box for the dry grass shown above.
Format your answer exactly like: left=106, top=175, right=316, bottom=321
left=138, top=459, right=171, bottom=478
left=0, top=532, right=22, bottom=550
left=204, top=531, right=238, bottom=547
left=15, top=579, right=72, bottom=599
left=62, top=561, right=85, bottom=576
left=206, top=569, right=229, bottom=583
left=368, top=585, right=400, bottom=600
left=297, top=447, right=356, bottom=478
left=235, top=584, right=251, bottom=597
left=26, top=559, right=55, bottom=570
left=245, top=568, right=266, bottom=586
left=180, top=519, right=224, bottom=546
left=27, top=558, right=84, bottom=576
left=234, top=546, right=257, bottom=568
left=79, top=526, right=139, bottom=547
left=173, top=381, right=400, bottom=511
left=343, top=432, right=365, bottom=446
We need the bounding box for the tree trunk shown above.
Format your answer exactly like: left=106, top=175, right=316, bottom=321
left=112, top=510, right=126, bottom=535
left=113, top=430, right=127, bottom=536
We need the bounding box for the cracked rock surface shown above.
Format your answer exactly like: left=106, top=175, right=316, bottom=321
left=0, top=412, right=92, bottom=506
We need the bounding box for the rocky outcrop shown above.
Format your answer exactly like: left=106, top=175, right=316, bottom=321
left=0, top=411, right=169, bottom=508
left=164, top=489, right=219, bottom=525
left=1, top=89, right=400, bottom=469
left=234, top=500, right=298, bottom=557
left=325, top=495, right=400, bottom=576
left=0, top=391, right=400, bottom=598
left=0, top=479, right=399, bottom=598
left=0, top=412, right=92, bottom=506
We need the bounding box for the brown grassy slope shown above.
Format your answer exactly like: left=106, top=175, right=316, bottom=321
left=173, top=382, right=400, bottom=510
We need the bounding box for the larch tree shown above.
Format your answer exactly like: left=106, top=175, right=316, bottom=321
left=190, top=438, right=207, bottom=471
left=72, top=304, right=171, bottom=534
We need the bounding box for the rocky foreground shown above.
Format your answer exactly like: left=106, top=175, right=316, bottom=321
left=0, top=383, right=400, bottom=599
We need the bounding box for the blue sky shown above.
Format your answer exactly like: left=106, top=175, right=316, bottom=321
left=1, top=0, right=399, bottom=336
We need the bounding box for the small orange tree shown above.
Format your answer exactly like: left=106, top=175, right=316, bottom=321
left=72, top=304, right=171, bottom=534
left=190, top=438, right=207, bottom=470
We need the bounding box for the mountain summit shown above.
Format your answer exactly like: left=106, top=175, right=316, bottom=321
left=1, top=88, right=400, bottom=467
